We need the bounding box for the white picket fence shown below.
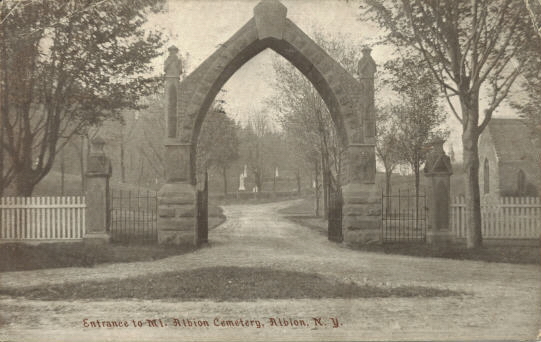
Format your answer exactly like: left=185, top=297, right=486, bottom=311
left=0, top=196, right=86, bottom=240
left=451, top=196, right=541, bottom=239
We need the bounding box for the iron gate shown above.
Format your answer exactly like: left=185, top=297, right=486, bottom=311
left=109, top=189, right=157, bottom=243
left=381, top=189, right=427, bottom=242
left=327, top=172, right=343, bottom=242
left=196, top=171, right=209, bottom=245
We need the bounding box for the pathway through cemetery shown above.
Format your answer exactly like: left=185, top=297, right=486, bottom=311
left=1, top=200, right=540, bottom=341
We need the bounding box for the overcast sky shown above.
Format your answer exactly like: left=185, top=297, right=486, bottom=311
left=146, top=0, right=521, bottom=159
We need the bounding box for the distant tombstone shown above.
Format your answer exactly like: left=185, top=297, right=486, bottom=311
left=239, top=173, right=246, bottom=191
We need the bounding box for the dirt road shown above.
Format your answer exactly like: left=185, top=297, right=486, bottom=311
left=1, top=200, right=540, bottom=341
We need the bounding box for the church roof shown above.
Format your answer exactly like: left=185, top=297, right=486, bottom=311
left=486, top=118, right=538, bottom=162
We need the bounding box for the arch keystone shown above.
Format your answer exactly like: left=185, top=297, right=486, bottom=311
left=254, top=0, right=287, bottom=40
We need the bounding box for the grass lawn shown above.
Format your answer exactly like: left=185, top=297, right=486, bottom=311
left=0, top=266, right=464, bottom=301
left=0, top=203, right=226, bottom=273
left=280, top=197, right=541, bottom=265
left=0, top=243, right=195, bottom=273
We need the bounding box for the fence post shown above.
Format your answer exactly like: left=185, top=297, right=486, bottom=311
left=84, top=136, right=112, bottom=243
left=424, top=139, right=454, bottom=246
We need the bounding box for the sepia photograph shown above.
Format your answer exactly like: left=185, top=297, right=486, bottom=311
left=0, top=0, right=540, bottom=341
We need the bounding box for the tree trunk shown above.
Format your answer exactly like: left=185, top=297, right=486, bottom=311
left=254, top=171, right=262, bottom=192
left=463, top=122, right=482, bottom=248
left=385, top=169, right=392, bottom=197
left=137, top=159, right=144, bottom=187
left=414, top=157, right=420, bottom=221
left=296, top=169, right=301, bottom=195
left=222, top=166, right=228, bottom=196
left=0, top=21, right=4, bottom=197
left=60, top=149, right=65, bottom=196
left=79, top=135, right=85, bottom=195
left=0, top=119, right=3, bottom=197
left=14, top=170, right=34, bottom=196
left=120, top=139, right=126, bottom=183
left=321, top=152, right=329, bottom=219
left=385, top=168, right=392, bottom=210
left=314, top=160, right=320, bottom=217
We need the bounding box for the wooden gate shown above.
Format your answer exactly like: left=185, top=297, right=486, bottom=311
left=196, top=171, right=209, bottom=245
left=327, top=172, right=343, bottom=242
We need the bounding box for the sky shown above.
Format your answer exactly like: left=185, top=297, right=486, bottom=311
left=145, top=0, right=522, bottom=160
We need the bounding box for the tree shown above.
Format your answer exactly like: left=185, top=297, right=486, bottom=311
left=138, top=97, right=167, bottom=184
left=0, top=0, right=166, bottom=196
left=375, top=105, right=402, bottom=198
left=270, top=32, right=355, bottom=217
left=385, top=55, right=448, bottom=201
left=243, top=111, right=273, bottom=192
left=197, top=101, right=239, bottom=195
left=513, top=3, right=541, bottom=194
left=524, top=0, right=541, bottom=39
left=363, top=0, right=535, bottom=248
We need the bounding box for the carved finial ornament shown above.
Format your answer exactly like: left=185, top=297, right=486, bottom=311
left=164, top=45, right=182, bottom=78
left=357, top=46, right=377, bottom=79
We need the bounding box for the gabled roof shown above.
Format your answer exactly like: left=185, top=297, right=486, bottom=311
left=485, top=118, right=537, bottom=162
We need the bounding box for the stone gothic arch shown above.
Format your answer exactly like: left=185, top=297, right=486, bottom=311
left=158, top=0, right=381, bottom=246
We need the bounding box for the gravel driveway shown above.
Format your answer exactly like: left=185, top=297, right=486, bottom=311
left=1, top=200, right=540, bottom=341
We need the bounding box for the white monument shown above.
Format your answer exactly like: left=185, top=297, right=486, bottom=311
left=238, top=164, right=248, bottom=191
left=239, top=173, right=246, bottom=191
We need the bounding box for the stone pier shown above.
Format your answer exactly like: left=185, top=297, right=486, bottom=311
left=424, top=139, right=454, bottom=246
left=157, top=46, right=198, bottom=245
left=84, top=137, right=112, bottom=243
left=342, top=47, right=380, bottom=244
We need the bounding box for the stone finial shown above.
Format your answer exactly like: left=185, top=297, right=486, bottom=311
left=254, top=0, right=287, bottom=40
left=164, top=45, right=182, bottom=78
left=357, top=47, right=377, bottom=78
left=90, top=136, right=106, bottom=154
left=87, top=136, right=111, bottom=175
left=424, top=138, right=452, bottom=175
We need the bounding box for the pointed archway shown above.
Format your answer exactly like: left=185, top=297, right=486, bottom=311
left=158, top=0, right=381, bottom=246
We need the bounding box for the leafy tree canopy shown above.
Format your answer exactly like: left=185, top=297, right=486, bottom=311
left=0, top=0, right=167, bottom=195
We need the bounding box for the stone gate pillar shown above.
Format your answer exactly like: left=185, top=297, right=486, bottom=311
left=342, top=47, right=381, bottom=245
left=424, top=139, right=454, bottom=245
left=157, top=46, right=197, bottom=246
left=84, top=136, right=111, bottom=243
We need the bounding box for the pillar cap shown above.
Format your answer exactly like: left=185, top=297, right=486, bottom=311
left=424, top=139, right=452, bottom=175
left=358, top=46, right=376, bottom=78
left=90, top=136, right=106, bottom=154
